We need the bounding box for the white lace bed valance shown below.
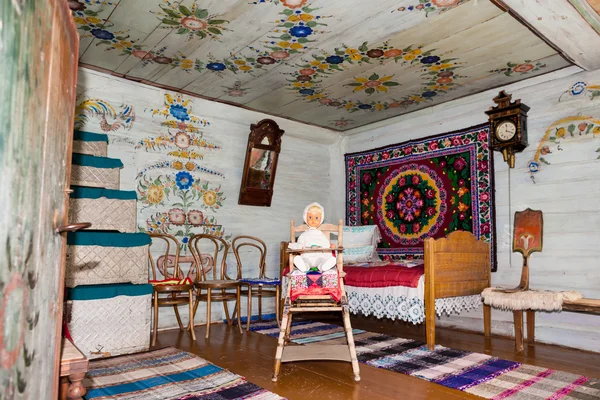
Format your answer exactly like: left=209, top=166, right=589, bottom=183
left=346, top=285, right=481, bottom=325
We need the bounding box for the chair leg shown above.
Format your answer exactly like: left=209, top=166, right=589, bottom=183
left=484, top=304, right=491, bottom=338
left=284, top=307, right=293, bottom=344
left=246, top=285, right=253, bottom=332
left=188, top=289, right=196, bottom=341
left=342, top=307, right=361, bottom=382
left=173, top=303, right=184, bottom=331
left=236, top=285, right=243, bottom=334
left=258, top=286, right=263, bottom=321
left=273, top=304, right=289, bottom=382
left=222, top=289, right=232, bottom=326
left=152, top=293, right=159, bottom=347
left=275, top=285, right=281, bottom=328
left=206, top=288, right=212, bottom=340
left=513, top=310, right=524, bottom=352
left=188, top=288, right=201, bottom=330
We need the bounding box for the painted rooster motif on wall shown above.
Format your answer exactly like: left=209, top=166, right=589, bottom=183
left=74, top=97, right=135, bottom=132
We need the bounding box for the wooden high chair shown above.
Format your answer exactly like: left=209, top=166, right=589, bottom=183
left=272, top=219, right=360, bottom=382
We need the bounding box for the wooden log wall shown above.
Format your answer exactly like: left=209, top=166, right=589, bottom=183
left=338, top=65, right=600, bottom=352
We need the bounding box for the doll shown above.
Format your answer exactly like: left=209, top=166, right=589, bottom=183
left=289, top=202, right=337, bottom=272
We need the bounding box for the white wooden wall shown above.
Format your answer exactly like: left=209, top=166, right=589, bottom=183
left=337, top=65, right=600, bottom=352
left=76, top=68, right=340, bottom=330
left=77, top=66, right=600, bottom=351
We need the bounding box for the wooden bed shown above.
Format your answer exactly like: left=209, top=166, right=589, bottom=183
left=281, top=230, right=492, bottom=350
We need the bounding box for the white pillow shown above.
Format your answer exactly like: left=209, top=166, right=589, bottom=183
left=344, top=245, right=374, bottom=263
left=343, top=225, right=380, bottom=246
left=343, top=225, right=381, bottom=259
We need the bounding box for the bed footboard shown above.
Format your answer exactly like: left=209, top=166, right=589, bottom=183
left=424, top=231, right=491, bottom=350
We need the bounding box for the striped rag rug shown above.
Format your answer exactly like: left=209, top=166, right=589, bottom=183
left=250, top=320, right=600, bottom=400
left=83, top=347, right=284, bottom=400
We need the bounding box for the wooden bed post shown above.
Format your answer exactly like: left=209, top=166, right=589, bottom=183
left=424, top=238, right=436, bottom=351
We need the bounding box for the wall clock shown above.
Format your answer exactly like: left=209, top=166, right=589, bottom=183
left=485, top=90, right=530, bottom=168
left=238, top=119, right=284, bottom=207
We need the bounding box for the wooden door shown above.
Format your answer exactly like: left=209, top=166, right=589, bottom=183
left=0, top=0, right=79, bottom=398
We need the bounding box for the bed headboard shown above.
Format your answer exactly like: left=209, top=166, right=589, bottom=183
left=424, top=230, right=491, bottom=299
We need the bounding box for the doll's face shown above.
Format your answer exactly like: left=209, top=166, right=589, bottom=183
left=306, top=208, right=322, bottom=228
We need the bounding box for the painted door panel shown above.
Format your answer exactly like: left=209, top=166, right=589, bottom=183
left=0, top=0, right=79, bottom=398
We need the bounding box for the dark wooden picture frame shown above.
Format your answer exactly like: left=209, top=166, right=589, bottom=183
left=238, top=119, right=284, bottom=207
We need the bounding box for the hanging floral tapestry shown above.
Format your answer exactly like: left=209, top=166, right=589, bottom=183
left=345, top=124, right=496, bottom=270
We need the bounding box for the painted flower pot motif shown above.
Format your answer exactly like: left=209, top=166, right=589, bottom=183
left=296, top=75, right=312, bottom=82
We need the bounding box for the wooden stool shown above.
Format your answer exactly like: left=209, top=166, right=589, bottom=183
left=59, top=338, right=88, bottom=400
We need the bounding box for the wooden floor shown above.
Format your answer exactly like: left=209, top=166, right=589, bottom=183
left=153, top=315, right=600, bottom=400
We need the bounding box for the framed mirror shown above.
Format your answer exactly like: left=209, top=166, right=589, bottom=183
left=238, top=119, right=284, bottom=206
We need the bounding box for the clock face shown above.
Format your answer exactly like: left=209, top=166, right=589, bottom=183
left=496, top=120, right=517, bottom=141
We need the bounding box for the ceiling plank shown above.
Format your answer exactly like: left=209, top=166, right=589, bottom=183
left=494, top=0, right=600, bottom=70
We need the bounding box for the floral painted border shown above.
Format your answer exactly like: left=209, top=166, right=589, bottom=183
left=344, top=124, right=495, bottom=269
left=558, top=81, right=600, bottom=102
left=393, top=0, right=469, bottom=18
left=287, top=42, right=463, bottom=112
left=528, top=116, right=600, bottom=183
left=489, top=60, right=546, bottom=77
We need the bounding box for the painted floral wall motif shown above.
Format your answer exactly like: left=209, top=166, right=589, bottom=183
left=559, top=81, right=600, bottom=102
left=137, top=93, right=229, bottom=250
left=528, top=116, right=600, bottom=183
left=74, top=97, right=135, bottom=132
left=488, top=61, right=546, bottom=77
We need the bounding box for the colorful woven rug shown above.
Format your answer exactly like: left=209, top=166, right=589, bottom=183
left=345, top=124, right=496, bottom=269
left=83, top=347, right=284, bottom=399
left=250, top=321, right=600, bottom=399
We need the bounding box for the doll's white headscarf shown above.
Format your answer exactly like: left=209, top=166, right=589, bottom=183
left=303, top=202, right=325, bottom=227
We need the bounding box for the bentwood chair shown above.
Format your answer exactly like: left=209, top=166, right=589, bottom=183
left=188, top=234, right=243, bottom=339
left=232, top=236, right=281, bottom=331
left=147, top=233, right=196, bottom=346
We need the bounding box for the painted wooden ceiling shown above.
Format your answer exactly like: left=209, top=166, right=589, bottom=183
left=71, top=0, right=572, bottom=131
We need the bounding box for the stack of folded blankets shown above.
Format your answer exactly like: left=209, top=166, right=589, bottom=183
left=65, top=131, right=152, bottom=359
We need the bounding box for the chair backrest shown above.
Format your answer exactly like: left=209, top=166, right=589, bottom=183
left=188, top=234, right=236, bottom=282
left=232, top=235, right=268, bottom=279
left=148, top=233, right=183, bottom=280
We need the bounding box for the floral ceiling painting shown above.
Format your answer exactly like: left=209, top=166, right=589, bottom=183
left=71, top=0, right=571, bottom=131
